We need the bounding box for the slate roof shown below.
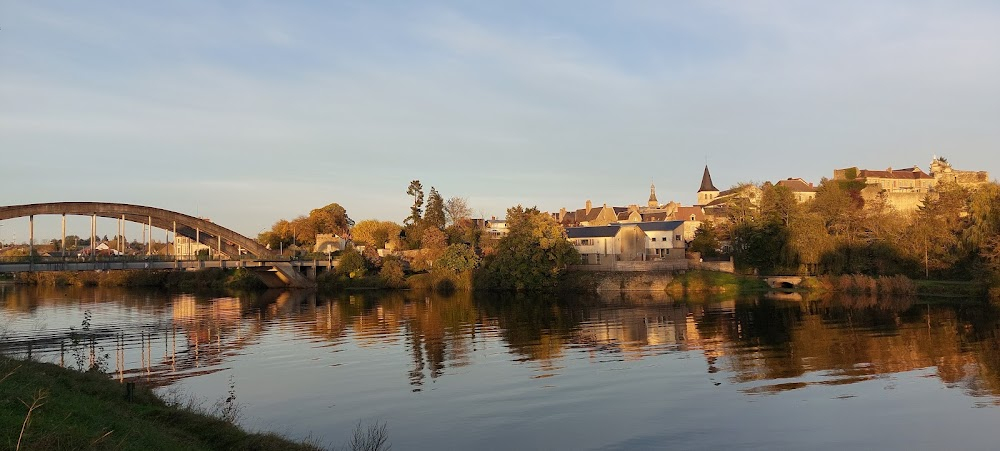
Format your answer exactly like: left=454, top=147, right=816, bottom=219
left=636, top=221, right=685, bottom=232
left=857, top=167, right=933, bottom=180
left=566, top=225, right=621, bottom=238
left=776, top=178, right=817, bottom=192
left=699, top=165, right=718, bottom=192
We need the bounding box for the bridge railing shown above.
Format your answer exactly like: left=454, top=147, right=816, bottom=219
left=0, top=255, right=295, bottom=264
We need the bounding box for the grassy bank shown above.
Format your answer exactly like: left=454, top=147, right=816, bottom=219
left=798, top=274, right=987, bottom=299
left=0, top=356, right=318, bottom=451
left=664, top=270, right=769, bottom=296
left=14, top=268, right=267, bottom=291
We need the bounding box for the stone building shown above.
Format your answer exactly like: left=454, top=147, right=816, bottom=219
left=833, top=158, right=991, bottom=213
left=833, top=165, right=936, bottom=193
left=775, top=178, right=818, bottom=203
left=929, top=157, right=990, bottom=189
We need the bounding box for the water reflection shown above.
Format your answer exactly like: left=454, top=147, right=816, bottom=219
left=4, top=284, right=1000, bottom=404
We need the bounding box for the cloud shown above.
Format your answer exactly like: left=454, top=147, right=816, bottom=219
left=2, top=1, right=999, bottom=237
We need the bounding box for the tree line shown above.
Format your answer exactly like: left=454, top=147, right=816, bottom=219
left=692, top=178, right=1000, bottom=290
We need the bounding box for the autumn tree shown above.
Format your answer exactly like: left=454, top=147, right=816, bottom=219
left=258, top=203, right=353, bottom=248
left=411, top=227, right=448, bottom=272
left=479, top=206, right=580, bottom=290
left=444, top=197, right=472, bottom=225
left=351, top=220, right=402, bottom=249
left=760, top=183, right=798, bottom=226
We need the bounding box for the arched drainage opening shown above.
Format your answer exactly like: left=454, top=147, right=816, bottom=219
left=780, top=281, right=795, bottom=289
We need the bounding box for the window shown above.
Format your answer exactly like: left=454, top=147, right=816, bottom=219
left=651, top=237, right=657, bottom=242
left=578, top=238, right=594, bottom=246
left=675, top=235, right=681, bottom=241
left=690, top=215, right=696, bottom=221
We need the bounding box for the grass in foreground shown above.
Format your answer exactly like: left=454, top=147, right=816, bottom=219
left=0, top=356, right=320, bottom=451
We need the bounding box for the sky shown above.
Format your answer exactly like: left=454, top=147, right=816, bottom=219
left=2, top=1, right=1000, bottom=241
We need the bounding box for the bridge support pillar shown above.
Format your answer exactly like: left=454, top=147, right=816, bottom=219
left=307, top=261, right=317, bottom=281
left=28, top=215, right=34, bottom=272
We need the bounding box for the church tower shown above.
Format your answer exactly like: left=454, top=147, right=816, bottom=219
left=697, top=165, right=720, bottom=206
left=648, top=182, right=658, bottom=208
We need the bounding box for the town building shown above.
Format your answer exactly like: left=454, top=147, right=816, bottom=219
left=833, top=158, right=990, bottom=213
left=314, top=233, right=347, bottom=254
left=484, top=218, right=510, bottom=239
left=566, top=221, right=687, bottom=268
left=174, top=235, right=212, bottom=258
left=775, top=178, right=818, bottom=203
left=929, top=157, right=990, bottom=189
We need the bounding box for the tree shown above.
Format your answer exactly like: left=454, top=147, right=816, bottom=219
left=411, top=227, right=448, bottom=272
left=437, top=244, right=480, bottom=273
left=405, top=180, right=424, bottom=226
left=351, top=220, right=402, bottom=249
left=731, top=219, right=795, bottom=275
left=423, top=187, right=446, bottom=230
left=689, top=221, right=720, bottom=257
left=760, top=184, right=797, bottom=226
left=445, top=218, right=482, bottom=248
left=335, top=248, right=370, bottom=278
left=258, top=203, right=353, bottom=248
left=379, top=256, right=407, bottom=288
left=480, top=206, right=580, bottom=290
left=444, top=197, right=472, bottom=225
left=308, top=203, right=353, bottom=237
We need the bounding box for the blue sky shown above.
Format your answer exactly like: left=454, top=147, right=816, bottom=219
left=2, top=1, right=1000, bottom=240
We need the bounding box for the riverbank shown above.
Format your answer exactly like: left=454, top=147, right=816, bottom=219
left=12, top=268, right=266, bottom=291
left=0, top=356, right=319, bottom=451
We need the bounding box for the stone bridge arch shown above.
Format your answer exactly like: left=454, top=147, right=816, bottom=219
left=0, top=202, right=274, bottom=259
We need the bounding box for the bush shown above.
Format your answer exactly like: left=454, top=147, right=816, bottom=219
left=379, top=257, right=407, bottom=289
left=336, top=248, right=369, bottom=278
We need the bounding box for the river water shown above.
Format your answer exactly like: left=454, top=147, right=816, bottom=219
left=3, top=284, right=1000, bottom=450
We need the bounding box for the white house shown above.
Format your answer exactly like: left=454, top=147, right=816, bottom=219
left=566, top=221, right=687, bottom=266
left=484, top=219, right=509, bottom=239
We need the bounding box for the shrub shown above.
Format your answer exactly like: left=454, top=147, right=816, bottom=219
left=379, top=257, right=407, bottom=289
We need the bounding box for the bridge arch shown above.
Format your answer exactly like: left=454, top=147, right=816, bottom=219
left=0, top=202, right=274, bottom=259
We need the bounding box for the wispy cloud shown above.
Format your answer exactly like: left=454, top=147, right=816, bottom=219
left=2, top=1, right=999, bottom=239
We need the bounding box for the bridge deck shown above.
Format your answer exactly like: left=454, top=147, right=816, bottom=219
left=0, top=259, right=334, bottom=273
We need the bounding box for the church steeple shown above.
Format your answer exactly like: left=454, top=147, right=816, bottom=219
left=648, top=182, right=658, bottom=208
left=697, top=165, right=720, bottom=206
left=698, top=165, right=718, bottom=192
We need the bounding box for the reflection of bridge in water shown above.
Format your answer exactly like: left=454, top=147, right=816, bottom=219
left=0, top=202, right=330, bottom=287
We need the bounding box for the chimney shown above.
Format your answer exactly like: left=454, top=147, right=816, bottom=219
left=585, top=200, right=592, bottom=215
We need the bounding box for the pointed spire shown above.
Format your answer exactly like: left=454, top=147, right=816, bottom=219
left=698, top=165, right=718, bottom=192
left=648, top=182, right=657, bottom=203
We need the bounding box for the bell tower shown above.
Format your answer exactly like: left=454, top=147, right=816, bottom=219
left=697, top=165, right=720, bottom=206
left=648, top=182, right=658, bottom=208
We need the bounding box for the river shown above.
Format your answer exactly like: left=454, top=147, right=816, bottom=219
left=3, top=284, right=1000, bottom=450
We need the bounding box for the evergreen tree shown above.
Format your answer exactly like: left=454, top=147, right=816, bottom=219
left=424, top=187, right=446, bottom=229
left=405, top=180, right=424, bottom=226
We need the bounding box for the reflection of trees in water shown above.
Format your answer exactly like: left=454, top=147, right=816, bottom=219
left=705, top=294, right=1000, bottom=401
left=15, top=284, right=1000, bottom=403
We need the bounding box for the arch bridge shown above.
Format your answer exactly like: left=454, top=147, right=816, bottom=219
left=0, top=202, right=323, bottom=288
left=0, top=202, right=273, bottom=259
